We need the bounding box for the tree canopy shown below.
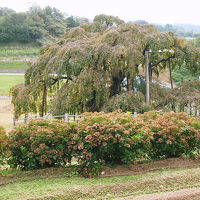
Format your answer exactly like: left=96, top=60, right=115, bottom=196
left=0, top=6, right=89, bottom=44
left=11, top=17, right=200, bottom=117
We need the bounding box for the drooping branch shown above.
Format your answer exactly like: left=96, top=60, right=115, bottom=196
left=150, top=54, right=176, bottom=68
left=11, top=21, right=200, bottom=117
left=51, top=76, right=72, bottom=85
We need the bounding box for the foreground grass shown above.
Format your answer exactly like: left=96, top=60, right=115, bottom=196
left=0, top=75, right=24, bottom=95
left=1, top=167, right=200, bottom=200
left=0, top=61, right=28, bottom=70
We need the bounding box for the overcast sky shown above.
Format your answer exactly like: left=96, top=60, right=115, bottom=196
left=0, top=0, right=200, bottom=24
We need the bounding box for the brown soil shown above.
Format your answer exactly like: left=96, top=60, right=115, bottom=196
left=100, top=158, right=200, bottom=199
left=116, top=188, right=200, bottom=200
left=0, top=99, right=14, bottom=130
left=139, top=66, right=171, bottom=83
left=1, top=158, right=200, bottom=199
left=100, top=157, right=200, bottom=177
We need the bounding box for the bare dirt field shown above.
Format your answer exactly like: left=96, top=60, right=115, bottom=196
left=0, top=98, right=13, bottom=130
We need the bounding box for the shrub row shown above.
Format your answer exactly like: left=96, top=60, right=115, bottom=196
left=1, top=111, right=200, bottom=176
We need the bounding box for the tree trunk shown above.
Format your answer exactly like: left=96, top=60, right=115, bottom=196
left=195, top=103, right=197, bottom=117
left=190, top=103, right=192, bottom=115
left=149, top=65, right=153, bottom=83
left=169, top=65, right=173, bottom=89
left=127, top=75, right=129, bottom=91
left=171, top=102, right=176, bottom=112
left=126, top=74, right=133, bottom=91
left=110, top=72, right=124, bottom=96
left=41, top=83, right=47, bottom=117
left=87, top=90, right=97, bottom=112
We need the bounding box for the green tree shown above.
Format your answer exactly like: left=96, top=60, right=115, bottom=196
left=0, top=12, right=42, bottom=42
left=66, top=16, right=89, bottom=28
left=0, top=7, right=15, bottom=16
left=93, top=14, right=124, bottom=28
left=11, top=19, right=200, bottom=117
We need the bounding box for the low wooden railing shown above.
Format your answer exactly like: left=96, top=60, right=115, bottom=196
left=13, top=113, right=82, bottom=126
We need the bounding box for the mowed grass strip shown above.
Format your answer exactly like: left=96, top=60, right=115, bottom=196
left=0, top=48, right=39, bottom=59
left=0, top=75, right=24, bottom=95
left=1, top=167, right=200, bottom=200
left=0, top=61, right=28, bottom=70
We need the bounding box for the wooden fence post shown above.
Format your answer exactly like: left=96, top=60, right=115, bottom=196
left=133, top=112, right=138, bottom=117
left=65, top=113, right=69, bottom=121
left=24, top=117, right=27, bottom=123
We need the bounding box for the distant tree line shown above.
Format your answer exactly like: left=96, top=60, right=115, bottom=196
left=2, top=5, right=200, bottom=45
left=133, top=20, right=200, bottom=38
left=0, top=6, right=89, bottom=44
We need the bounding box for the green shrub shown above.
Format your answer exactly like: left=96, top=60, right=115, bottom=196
left=73, top=112, right=151, bottom=177
left=6, top=112, right=151, bottom=173
left=5, top=111, right=200, bottom=177
left=0, top=126, right=8, bottom=165
left=102, top=91, right=151, bottom=113
left=143, top=112, right=200, bottom=159
left=7, top=120, right=77, bottom=170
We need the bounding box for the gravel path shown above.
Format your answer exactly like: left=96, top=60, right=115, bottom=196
left=0, top=58, right=35, bottom=62
left=0, top=72, right=24, bottom=75
left=0, top=95, right=11, bottom=100
left=0, top=69, right=25, bottom=73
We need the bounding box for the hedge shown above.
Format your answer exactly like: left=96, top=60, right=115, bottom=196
left=0, top=126, right=8, bottom=165
left=1, top=111, right=200, bottom=177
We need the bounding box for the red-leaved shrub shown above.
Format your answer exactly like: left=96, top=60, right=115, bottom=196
left=3, top=111, right=200, bottom=177
left=0, top=126, right=8, bottom=164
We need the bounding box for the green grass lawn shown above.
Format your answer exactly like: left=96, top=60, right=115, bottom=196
left=0, top=48, right=39, bottom=59
left=1, top=167, right=200, bottom=200
left=0, top=75, right=24, bottom=95
left=0, top=61, right=28, bottom=70
left=172, top=64, right=200, bottom=84
left=0, top=42, right=39, bottom=48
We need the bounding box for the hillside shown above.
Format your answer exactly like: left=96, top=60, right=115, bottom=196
left=0, top=6, right=89, bottom=45
left=0, top=44, right=37, bottom=130
left=0, top=43, right=38, bottom=96
left=0, top=43, right=39, bottom=73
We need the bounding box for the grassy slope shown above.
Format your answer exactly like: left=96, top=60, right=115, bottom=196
left=0, top=48, right=39, bottom=59
left=0, top=43, right=39, bottom=59
left=1, top=167, right=200, bottom=200
left=0, top=43, right=39, bottom=95
left=0, top=61, right=28, bottom=70
left=0, top=75, right=24, bottom=95
left=172, top=65, right=200, bottom=84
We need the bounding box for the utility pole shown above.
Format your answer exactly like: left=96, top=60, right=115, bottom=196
left=145, top=50, right=150, bottom=105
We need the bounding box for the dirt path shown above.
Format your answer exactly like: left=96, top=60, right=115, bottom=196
left=116, top=188, right=200, bottom=200
left=0, top=69, right=25, bottom=73
left=0, top=98, right=13, bottom=130
left=100, top=157, right=200, bottom=177
left=0, top=58, right=34, bottom=62
left=0, top=72, right=25, bottom=75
